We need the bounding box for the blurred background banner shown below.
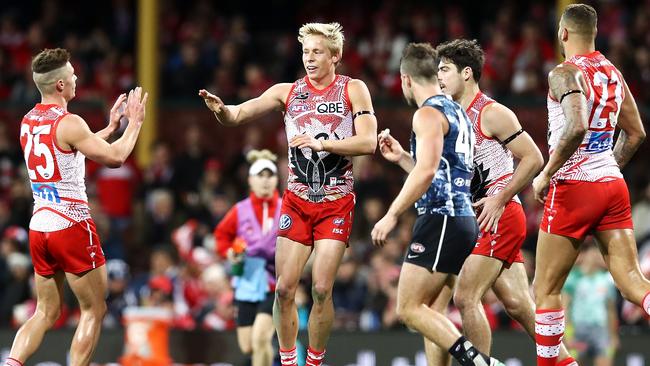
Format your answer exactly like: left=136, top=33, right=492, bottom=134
left=0, top=330, right=649, bottom=365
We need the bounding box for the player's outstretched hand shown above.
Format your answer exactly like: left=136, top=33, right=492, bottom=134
left=378, top=129, right=404, bottom=164
left=124, top=87, right=148, bottom=126
left=108, top=93, right=127, bottom=132
left=371, top=213, right=397, bottom=247
left=199, top=89, right=226, bottom=113
left=532, top=170, right=551, bottom=205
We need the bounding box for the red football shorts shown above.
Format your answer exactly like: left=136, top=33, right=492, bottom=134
left=30, top=219, right=106, bottom=276
left=540, top=178, right=633, bottom=239
left=472, top=200, right=525, bottom=267
left=278, top=190, right=355, bottom=246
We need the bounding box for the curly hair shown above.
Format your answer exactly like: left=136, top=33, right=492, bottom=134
left=435, top=39, right=485, bottom=82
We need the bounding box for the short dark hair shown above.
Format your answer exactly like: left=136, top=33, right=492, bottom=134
left=400, top=43, right=439, bottom=82
left=435, top=39, right=484, bottom=82
left=32, top=48, right=70, bottom=74
left=562, top=3, right=597, bottom=37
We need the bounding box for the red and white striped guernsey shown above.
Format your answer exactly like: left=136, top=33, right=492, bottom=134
left=20, top=104, right=91, bottom=232
left=547, top=51, right=624, bottom=182
left=466, top=92, right=519, bottom=203
left=283, top=75, right=354, bottom=203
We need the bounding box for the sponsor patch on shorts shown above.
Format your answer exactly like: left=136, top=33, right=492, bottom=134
left=279, top=214, right=292, bottom=230
left=410, top=242, right=425, bottom=253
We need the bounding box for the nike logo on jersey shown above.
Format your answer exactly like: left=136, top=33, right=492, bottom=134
left=32, top=125, right=51, bottom=135
left=407, top=254, right=419, bottom=259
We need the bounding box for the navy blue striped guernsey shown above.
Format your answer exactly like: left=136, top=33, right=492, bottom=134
left=409, top=95, right=475, bottom=217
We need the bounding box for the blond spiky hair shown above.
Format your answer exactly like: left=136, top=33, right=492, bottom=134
left=246, top=149, right=278, bottom=164
left=298, top=22, right=345, bottom=59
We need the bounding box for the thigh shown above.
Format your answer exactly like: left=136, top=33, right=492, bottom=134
left=429, top=275, right=455, bottom=309
left=65, top=264, right=107, bottom=310
left=313, top=193, right=355, bottom=245
left=34, top=271, right=66, bottom=313
left=493, top=262, right=534, bottom=309
left=398, top=262, right=452, bottom=310
left=533, top=231, right=581, bottom=296
left=236, top=325, right=252, bottom=351
left=594, top=229, right=646, bottom=302
left=311, top=238, right=347, bottom=288
left=594, top=229, right=639, bottom=268
left=275, top=236, right=311, bottom=288
left=278, top=191, right=313, bottom=246
left=252, top=312, right=275, bottom=341
left=456, top=254, right=503, bottom=301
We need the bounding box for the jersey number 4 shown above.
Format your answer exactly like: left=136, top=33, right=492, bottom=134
left=20, top=124, right=57, bottom=182
left=454, top=110, right=474, bottom=167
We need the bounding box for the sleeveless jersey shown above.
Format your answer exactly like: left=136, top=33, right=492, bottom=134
left=283, top=75, right=354, bottom=203
left=20, top=104, right=91, bottom=232
left=547, top=51, right=623, bottom=182
left=466, top=92, right=519, bottom=203
left=410, top=95, right=475, bottom=217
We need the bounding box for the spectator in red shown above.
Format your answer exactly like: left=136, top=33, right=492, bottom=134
left=214, top=149, right=280, bottom=366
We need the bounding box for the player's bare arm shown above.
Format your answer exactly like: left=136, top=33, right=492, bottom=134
left=290, top=79, right=377, bottom=156
left=95, top=93, right=127, bottom=141
left=533, top=64, right=589, bottom=203
left=199, top=83, right=292, bottom=126
left=57, top=87, right=147, bottom=168
left=371, top=107, right=446, bottom=247
left=378, top=129, right=415, bottom=173
left=475, top=103, right=543, bottom=231
left=613, top=79, right=646, bottom=168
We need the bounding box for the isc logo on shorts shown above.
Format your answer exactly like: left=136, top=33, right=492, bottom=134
left=279, top=214, right=292, bottom=230
left=315, top=102, right=345, bottom=115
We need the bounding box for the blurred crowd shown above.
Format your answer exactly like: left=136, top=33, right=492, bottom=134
left=1, top=0, right=650, bottom=336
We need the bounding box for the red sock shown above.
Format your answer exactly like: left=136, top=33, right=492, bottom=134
left=535, top=309, right=565, bottom=366
left=643, top=291, right=650, bottom=316
left=4, top=358, right=23, bottom=366
left=556, top=356, right=578, bottom=366
left=306, top=346, right=326, bottom=366
left=279, top=346, right=297, bottom=366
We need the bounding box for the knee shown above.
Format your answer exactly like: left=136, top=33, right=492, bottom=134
left=532, top=279, right=550, bottom=306
left=311, top=282, right=332, bottom=305
left=502, top=296, right=529, bottom=321
left=251, top=331, right=272, bottom=352
left=612, top=279, right=635, bottom=302
left=395, top=301, right=415, bottom=327
left=275, top=282, right=297, bottom=304
left=240, top=343, right=252, bottom=355
left=453, top=288, right=478, bottom=311
left=82, top=301, right=107, bottom=321
left=38, top=306, right=62, bottom=328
